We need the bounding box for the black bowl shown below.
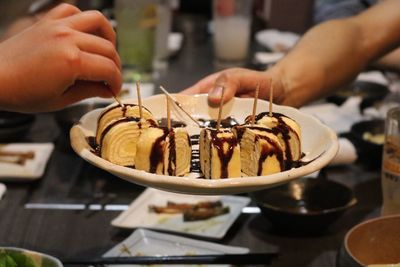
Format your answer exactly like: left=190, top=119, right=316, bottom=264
left=337, top=215, right=400, bottom=267
left=350, top=119, right=385, bottom=169
left=327, top=81, right=389, bottom=110
left=250, top=177, right=357, bottom=234
left=0, top=111, right=35, bottom=142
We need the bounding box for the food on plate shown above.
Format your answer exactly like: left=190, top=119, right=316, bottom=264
left=135, top=127, right=191, bottom=176
left=96, top=104, right=155, bottom=145
left=245, top=112, right=302, bottom=163
left=0, top=150, right=35, bottom=165
left=362, top=132, right=385, bottom=145
left=0, top=249, right=36, bottom=267
left=148, top=200, right=230, bottom=221
left=199, top=128, right=241, bottom=179
left=233, top=125, right=284, bottom=176
left=96, top=104, right=158, bottom=167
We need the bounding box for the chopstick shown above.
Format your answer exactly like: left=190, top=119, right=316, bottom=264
left=62, top=252, right=278, bottom=265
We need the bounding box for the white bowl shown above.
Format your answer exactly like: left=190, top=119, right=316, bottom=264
left=70, top=94, right=338, bottom=195
left=0, top=247, right=63, bottom=267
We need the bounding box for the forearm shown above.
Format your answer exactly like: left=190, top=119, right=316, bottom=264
left=371, top=48, right=400, bottom=73
left=272, top=0, right=400, bottom=107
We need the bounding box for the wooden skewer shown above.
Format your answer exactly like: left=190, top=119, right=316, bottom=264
left=159, top=86, right=201, bottom=127
left=166, top=95, right=171, bottom=130
left=216, top=86, right=226, bottom=131
left=251, top=84, right=260, bottom=125
left=269, top=80, right=273, bottom=117
left=136, top=81, right=143, bottom=119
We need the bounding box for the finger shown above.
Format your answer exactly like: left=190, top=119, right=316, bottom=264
left=64, top=10, right=116, bottom=46
left=43, top=3, right=81, bottom=20
left=75, top=51, right=122, bottom=95
left=59, top=81, right=113, bottom=107
left=181, top=72, right=224, bottom=95
left=75, top=32, right=121, bottom=69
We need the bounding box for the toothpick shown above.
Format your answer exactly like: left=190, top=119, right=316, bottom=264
left=159, top=86, right=201, bottom=127
left=216, top=86, right=226, bottom=131
left=251, top=84, right=260, bottom=125
left=136, top=81, right=143, bottom=119
left=269, top=80, right=273, bottom=117
left=111, top=91, right=125, bottom=109
left=166, top=95, right=171, bottom=130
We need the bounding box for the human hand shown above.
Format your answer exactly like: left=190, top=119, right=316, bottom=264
left=0, top=4, right=122, bottom=112
left=181, top=67, right=287, bottom=106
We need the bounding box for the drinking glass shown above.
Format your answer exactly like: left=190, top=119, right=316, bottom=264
left=213, top=0, right=253, bottom=69
left=381, top=106, right=400, bottom=216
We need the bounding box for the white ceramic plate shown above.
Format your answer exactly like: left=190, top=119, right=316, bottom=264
left=103, top=228, right=249, bottom=267
left=112, top=188, right=250, bottom=239
left=0, top=143, right=54, bottom=181
left=70, top=94, right=338, bottom=195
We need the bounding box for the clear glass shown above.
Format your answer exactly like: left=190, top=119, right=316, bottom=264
left=114, top=0, right=157, bottom=81
left=212, top=0, right=252, bottom=69
left=381, top=106, right=400, bottom=216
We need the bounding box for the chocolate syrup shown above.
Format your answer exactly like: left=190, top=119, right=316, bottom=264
left=149, top=127, right=169, bottom=174
left=256, top=135, right=285, bottom=175
left=97, top=104, right=151, bottom=123
left=158, top=118, right=187, bottom=128
left=243, top=112, right=301, bottom=170
left=167, top=130, right=176, bottom=175
left=210, top=129, right=238, bottom=178
left=198, top=116, right=239, bottom=128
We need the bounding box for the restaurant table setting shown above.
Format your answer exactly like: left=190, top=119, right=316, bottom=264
left=1, top=7, right=400, bottom=267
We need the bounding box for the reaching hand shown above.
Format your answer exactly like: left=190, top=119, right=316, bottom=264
left=181, top=67, right=287, bottom=106
left=0, top=4, right=122, bottom=112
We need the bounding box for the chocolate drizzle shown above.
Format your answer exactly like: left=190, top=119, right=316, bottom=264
left=198, top=116, right=239, bottom=128
left=167, top=130, right=176, bottom=175
left=210, top=129, right=238, bottom=178
left=244, top=112, right=301, bottom=170
left=97, top=103, right=152, bottom=123
left=256, top=135, right=285, bottom=175
left=149, top=127, right=169, bottom=173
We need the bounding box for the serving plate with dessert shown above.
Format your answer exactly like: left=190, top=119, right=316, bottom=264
left=70, top=93, right=338, bottom=195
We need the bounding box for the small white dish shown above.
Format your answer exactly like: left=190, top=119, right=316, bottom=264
left=70, top=94, right=338, bottom=195
left=255, top=29, right=300, bottom=52
left=112, top=188, right=250, bottom=239
left=0, top=143, right=54, bottom=181
left=103, top=228, right=249, bottom=267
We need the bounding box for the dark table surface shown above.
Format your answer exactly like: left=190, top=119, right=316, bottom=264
left=0, top=33, right=383, bottom=267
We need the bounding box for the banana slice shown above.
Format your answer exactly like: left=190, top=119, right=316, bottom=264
left=135, top=127, right=192, bottom=176
left=199, top=128, right=241, bottom=179
left=234, top=126, right=284, bottom=176
left=246, top=112, right=301, bottom=164
left=96, top=104, right=156, bottom=144
left=99, top=117, right=154, bottom=167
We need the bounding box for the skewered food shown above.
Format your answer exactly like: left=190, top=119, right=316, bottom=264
left=199, top=128, right=241, bottom=179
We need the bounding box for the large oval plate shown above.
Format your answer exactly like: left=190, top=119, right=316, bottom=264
left=70, top=94, right=338, bottom=195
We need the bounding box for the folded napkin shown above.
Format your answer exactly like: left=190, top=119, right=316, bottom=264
left=329, top=138, right=358, bottom=166
left=0, top=183, right=6, bottom=200
left=255, top=29, right=300, bottom=52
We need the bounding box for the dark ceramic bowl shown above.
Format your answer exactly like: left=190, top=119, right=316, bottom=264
left=350, top=119, right=385, bottom=170
left=0, top=111, right=35, bottom=142
left=250, top=177, right=357, bottom=233
left=337, top=215, right=400, bottom=267
left=54, top=103, right=108, bottom=134
left=327, top=81, right=389, bottom=110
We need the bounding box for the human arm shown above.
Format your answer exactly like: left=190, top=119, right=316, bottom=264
left=182, top=0, right=400, bottom=107
left=0, top=3, right=121, bottom=112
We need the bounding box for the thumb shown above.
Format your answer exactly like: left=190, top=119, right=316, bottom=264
left=208, top=73, right=238, bottom=105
